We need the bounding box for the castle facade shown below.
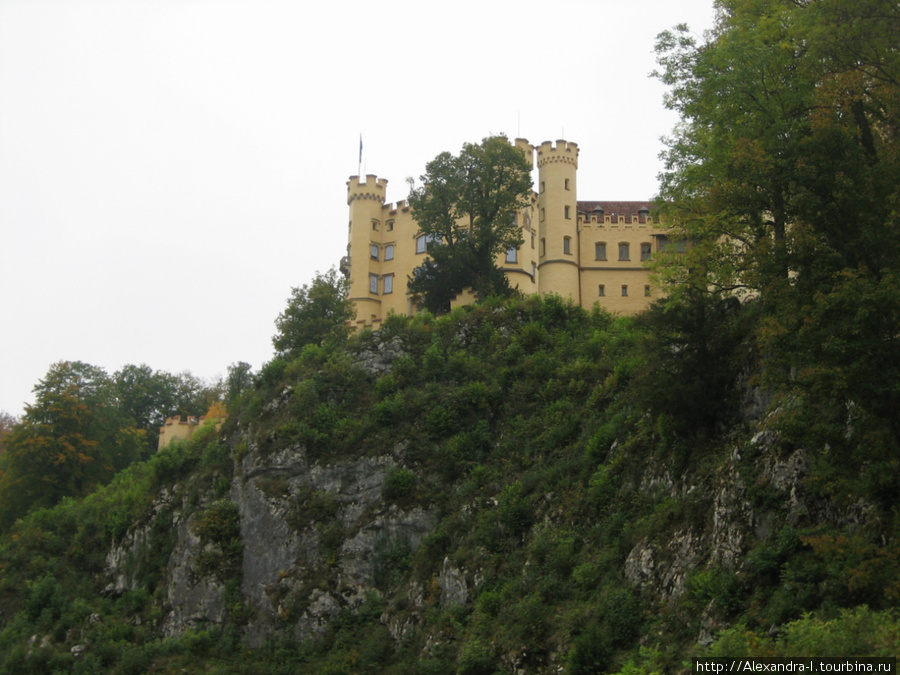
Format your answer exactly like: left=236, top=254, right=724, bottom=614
left=344, top=139, right=669, bottom=328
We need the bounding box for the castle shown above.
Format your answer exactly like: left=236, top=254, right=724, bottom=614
left=344, top=138, right=670, bottom=328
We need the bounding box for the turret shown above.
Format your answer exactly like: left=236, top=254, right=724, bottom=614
left=346, top=175, right=389, bottom=325
left=536, top=140, right=579, bottom=302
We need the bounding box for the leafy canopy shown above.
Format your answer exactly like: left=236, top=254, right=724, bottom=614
left=407, top=135, right=533, bottom=313
left=272, top=267, right=355, bottom=358
left=653, top=0, right=900, bottom=453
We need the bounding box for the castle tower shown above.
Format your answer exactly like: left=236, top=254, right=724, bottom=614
left=346, top=175, right=388, bottom=326
left=536, top=140, right=580, bottom=302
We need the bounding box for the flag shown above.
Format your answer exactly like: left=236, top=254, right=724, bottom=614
left=359, top=134, right=363, bottom=164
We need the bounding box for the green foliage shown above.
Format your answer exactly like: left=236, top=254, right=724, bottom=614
left=568, top=624, right=612, bottom=675
left=272, top=267, right=355, bottom=358
left=407, top=136, right=533, bottom=313
left=3, top=290, right=900, bottom=672
left=706, top=606, right=900, bottom=657
left=382, top=467, right=417, bottom=503
left=191, top=500, right=243, bottom=582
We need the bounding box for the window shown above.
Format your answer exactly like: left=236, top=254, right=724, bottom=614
left=619, top=243, right=630, bottom=260
left=370, top=244, right=379, bottom=260
left=505, top=247, right=518, bottom=263
left=540, top=181, right=545, bottom=193
left=372, top=221, right=379, bottom=231
left=369, top=274, right=379, bottom=294
left=509, top=212, right=517, bottom=226
left=385, top=244, right=394, bottom=261
left=564, top=205, right=571, bottom=219
left=644, top=285, right=651, bottom=297
left=595, top=242, right=607, bottom=260
left=416, top=233, right=441, bottom=253
left=541, top=208, right=545, bottom=221
left=598, top=285, right=605, bottom=297
left=563, top=236, right=572, bottom=255
left=531, top=262, right=536, bottom=278
left=640, top=243, right=652, bottom=261
left=540, top=238, right=546, bottom=256
left=621, top=285, right=628, bottom=297
left=531, top=233, right=535, bottom=249
left=384, top=275, right=394, bottom=294
left=565, top=178, right=570, bottom=190
left=387, top=220, right=394, bottom=231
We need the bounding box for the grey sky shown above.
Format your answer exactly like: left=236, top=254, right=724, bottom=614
left=0, top=0, right=715, bottom=416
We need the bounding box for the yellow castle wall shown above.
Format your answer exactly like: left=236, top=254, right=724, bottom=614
left=344, top=138, right=667, bottom=326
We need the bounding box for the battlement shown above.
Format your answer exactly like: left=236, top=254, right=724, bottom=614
left=157, top=413, right=226, bottom=451
left=536, top=139, right=579, bottom=168
left=388, top=200, right=410, bottom=215
left=515, top=138, right=535, bottom=167
left=347, top=175, right=389, bottom=204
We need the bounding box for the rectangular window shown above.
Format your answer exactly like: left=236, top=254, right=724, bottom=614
left=384, top=275, right=394, bottom=294
left=416, top=235, right=427, bottom=253
left=564, top=205, right=571, bottom=219
left=372, top=221, right=378, bottom=231
left=595, top=242, right=606, bottom=260
left=387, top=220, right=394, bottom=231
left=370, top=244, right=379, bottom=260
left=505, top=247, right=518, bottom=263
left=621, top=285, right=628, bottom=297
left=565, top=178, right=570, bottom=190
left=385, top=244, right=394, bottom=260
left=644, top=285, right=651, bottom=297
left=598, top=285, right=605, bottom=297
left=619, top=243, right=630, bottom=260
left=369, top=274, right=379, bottom=294
left=640, top=243, right=652, bottom=261
left=563, top=236, right=572, bottom=255
left=531, top=262, right=536, bottom=278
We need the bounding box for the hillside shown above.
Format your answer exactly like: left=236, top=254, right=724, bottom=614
left=1, top=294, right=898, bottom=674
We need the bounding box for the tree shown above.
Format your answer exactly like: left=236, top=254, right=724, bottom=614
left=225, top=361, right=254, bottom=405
left=112, top=364, right=223, bottom=455
left=653, top=0, right=900, bottom=453
left=653, top=0, right=900, bottom=297
left=407, top=135, right=533, bottom=314
left=273, top=268, right=355, bottom=358
left=0, top=411, right=18, bottom=455
left=0, top=362, right=143, bottom=528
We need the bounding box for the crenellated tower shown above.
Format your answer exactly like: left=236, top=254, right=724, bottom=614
left=346, top=175, right=389, bottom=325
left=536, top=140, right=580, bottom=302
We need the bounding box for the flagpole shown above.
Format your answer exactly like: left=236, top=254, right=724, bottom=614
left=358, top=134, right=363, bottom=178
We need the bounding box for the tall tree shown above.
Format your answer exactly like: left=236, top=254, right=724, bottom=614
left=653, top=0, right=900, bottom=451
left=273, top=268, right=355, bottom=358
left=0, top=362, right=143, bottom=528
left=653, top=0, right=900, bottom=297
left=112, top=364, right=224, bottom=455
left=407, top=135, right=533, bottom=314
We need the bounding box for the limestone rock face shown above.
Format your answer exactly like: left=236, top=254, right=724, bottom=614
left=231, top=440, right=434, bottom=646
left=162, top=514, right=227, bottom=637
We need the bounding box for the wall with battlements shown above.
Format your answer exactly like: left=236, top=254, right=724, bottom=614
left=343, top=138, right=667, bottom=326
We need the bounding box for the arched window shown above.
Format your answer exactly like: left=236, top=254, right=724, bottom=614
left=640, top=243, right=652, bottom=261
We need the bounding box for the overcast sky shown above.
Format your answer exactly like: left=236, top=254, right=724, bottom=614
left=0, top=0, right=715, bottom=417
